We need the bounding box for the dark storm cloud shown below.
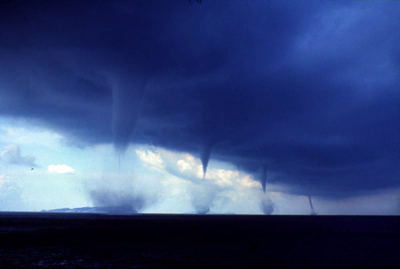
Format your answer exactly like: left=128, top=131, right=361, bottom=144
left=1, top=0, right=400, bottom=197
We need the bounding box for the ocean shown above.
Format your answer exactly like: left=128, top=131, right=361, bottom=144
left=1, top=213, right=399, bottom=268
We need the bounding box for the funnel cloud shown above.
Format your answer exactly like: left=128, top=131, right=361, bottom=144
left=200, top=143, right=213, bottom=179
left=308, top=196, right=317, bottom=216
left=111, top=76, right=147, bottom=153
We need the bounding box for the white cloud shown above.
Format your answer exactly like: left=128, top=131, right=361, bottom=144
left=135, top=149, right=164, bottom=171
left=237, top=174, right=260, bottom=189
left=177, top=159, right=192, bottom=172
left=176, top=153, right=203, bottom=178
left=0, top=174, right=10, bottom=188
left=0, top=174, right=23, bottom=210
left=48, top=164, right=75, bottom=174
left=173, top=152, right=258, bottom=188
left=134, top=146, right=272, bottom=214
left=136, top=147, right=261, bottom=189
left=0, top=144, right=36, bottom=167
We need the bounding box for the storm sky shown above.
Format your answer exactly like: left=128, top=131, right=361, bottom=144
left=1, top=0, right=400, bottom=213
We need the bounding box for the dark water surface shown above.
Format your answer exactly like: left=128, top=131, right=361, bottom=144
left=1, top=213, right=399, bottom=268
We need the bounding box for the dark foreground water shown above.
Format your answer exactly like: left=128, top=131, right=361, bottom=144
left=1, top=213, right=400, bottom=268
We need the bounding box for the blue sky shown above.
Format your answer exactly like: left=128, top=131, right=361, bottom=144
left=1, top=0, right=400, bottom=214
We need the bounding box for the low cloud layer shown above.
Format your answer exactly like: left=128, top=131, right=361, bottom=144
left=1, top=1, right=400, bottom=199
left=0, top=144, right=36, bottom=167
left=136, top=147, right=271, bottom=214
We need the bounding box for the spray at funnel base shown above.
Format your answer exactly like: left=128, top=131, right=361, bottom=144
left=194, top=205, right=210, bottom=215
left=260, top=195, right=274, bottom=215
left=89, top=189, right=146, bottom=214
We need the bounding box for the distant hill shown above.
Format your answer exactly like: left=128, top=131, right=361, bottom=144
left=42, top=206, right=138, bottom=215
left=42, top=207, right=236, bottom=215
